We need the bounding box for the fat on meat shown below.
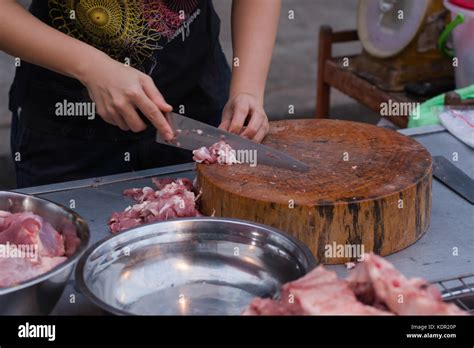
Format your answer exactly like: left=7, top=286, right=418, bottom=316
left=243, top=266, right=390, bottom=316
left=108, top=178, right=201, bottom=234
left=61, top=222, right=82, bottom=257
left=0, top=210, right=11, bottom=228
left=193, top=140, right=239, bottom=165
left=0, top=213, right=42, bottom=246
left=0, top=210, right=77, bottom=288
left=0, top=213, right=65, bottom=257
left=243, top=298, right=303, bottom=316
left=0, top=256, right=66, bottom=288
left=38, top=221, right=66, bottom=257
left=243, top=253, right=467, bottom=316
left=347, top=253, right=466, bottom=315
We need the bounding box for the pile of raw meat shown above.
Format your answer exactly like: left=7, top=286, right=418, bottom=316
left=109, top=142, right=237, bottom=233
left=108, top=178, right=201, bottom=233
left=0, top=210, right=80, bottom=288
left=243, top=253, right=466, bottom=315
left=192, top=140, right=238, bottom=165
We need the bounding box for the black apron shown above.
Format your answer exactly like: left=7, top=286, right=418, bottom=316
left=9, top=0, right=231, bottom=187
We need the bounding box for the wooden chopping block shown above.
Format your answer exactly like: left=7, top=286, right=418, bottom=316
left=196, top=119, right=432, bottom=264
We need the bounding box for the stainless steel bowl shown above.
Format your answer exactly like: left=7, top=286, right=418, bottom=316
left=0, top=191, right=90, bottom=315
left=76, top=218, right=316, bottom=315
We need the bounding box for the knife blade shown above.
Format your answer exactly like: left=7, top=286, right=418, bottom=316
left=156, top=113, right=310, bottom=172
left=432, top=156, right=474, bottom=204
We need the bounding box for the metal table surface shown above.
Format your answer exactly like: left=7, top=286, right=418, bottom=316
left=17, top=125, right=474, bottom=315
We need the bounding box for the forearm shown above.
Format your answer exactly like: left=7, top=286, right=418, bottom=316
left=0, top=0, right=110, bottom=82
left=0, top=1, right=173, bottom=136
left=230, top=0, right=281, bottom=103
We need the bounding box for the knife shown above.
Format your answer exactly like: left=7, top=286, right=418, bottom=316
left=432, top=156, right=474, bottom=204
left=155, top=113, right=310, bottom=172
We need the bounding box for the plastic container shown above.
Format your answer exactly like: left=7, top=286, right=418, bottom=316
left=439, top=0, right=474, bottom=88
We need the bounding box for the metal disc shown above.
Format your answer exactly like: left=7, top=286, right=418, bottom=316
left=358, top=0, right=431, bottom=58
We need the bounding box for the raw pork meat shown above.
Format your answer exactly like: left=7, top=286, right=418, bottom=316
left=108, top=178, right=201, bottom=234
left=0, top=210, right=78, bottom=288
left=347, top=253, right=466, bottom=315
left=243, top=253, right=467, bottom=316
left=243, top=265, right=389, bottom=316
left=193, top=140, right=239, bottom=165
left=0, top=212, right=65, bottom=257
left=0, top=256, right=66, bottom=288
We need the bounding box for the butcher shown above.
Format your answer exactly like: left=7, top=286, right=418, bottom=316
left=0, top=0, right=281, bottom=188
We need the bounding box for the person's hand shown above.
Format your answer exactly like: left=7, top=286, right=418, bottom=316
left=79, top=55, right=174, bottom=140
left=219, top=93, right=269, bottom=143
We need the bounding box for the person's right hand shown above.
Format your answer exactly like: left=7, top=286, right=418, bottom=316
left=79, top=55, right=174, bottom=140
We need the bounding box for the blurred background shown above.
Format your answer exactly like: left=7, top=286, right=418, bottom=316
left=0, top=0, right=378, bottom=189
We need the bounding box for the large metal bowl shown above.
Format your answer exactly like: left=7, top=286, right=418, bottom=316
left=0, top=191, right=90, bottom=315
left=76, top=218, right=316, bottom=315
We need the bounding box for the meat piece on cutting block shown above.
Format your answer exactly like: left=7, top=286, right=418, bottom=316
left=193, top=140, right=238, bottom=165
left=196, top=120, right=432, bottom=264
left=193, top=146, right=215, bottom=164
left=348, top=253, right=467, bottom=315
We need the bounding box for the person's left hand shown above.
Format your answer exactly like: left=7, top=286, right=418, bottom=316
left=219, top=93, right=269, bottom=143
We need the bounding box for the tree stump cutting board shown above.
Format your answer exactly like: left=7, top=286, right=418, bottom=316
left=196, top=119, right=432, bottom=264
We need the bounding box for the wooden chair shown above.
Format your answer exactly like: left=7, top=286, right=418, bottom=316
left=315, top=25, right=430, bottom=128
